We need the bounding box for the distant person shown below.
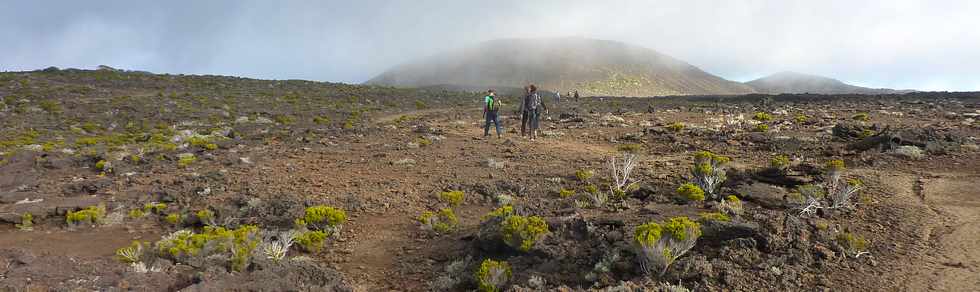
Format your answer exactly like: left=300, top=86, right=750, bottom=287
left=483, top=89, right=502, bottom=138
left=519, top=86, right=532, bottom=137
left=524, top=84, right=547, bottom=141
left=555, top=91, right=561, bottom=104
left=574, top=90, right=580, bottom=102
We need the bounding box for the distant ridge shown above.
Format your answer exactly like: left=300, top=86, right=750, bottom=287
left=366, top=37, right=755, bottom=97
left=745, top=71, right=911, bottom=95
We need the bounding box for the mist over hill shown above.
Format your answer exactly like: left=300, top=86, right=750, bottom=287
left=746, top=71, right=911, bottom=95
left=366, top=37, right=756, bottom=97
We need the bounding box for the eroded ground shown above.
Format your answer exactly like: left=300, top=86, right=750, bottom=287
left=1, top=69, right=979, bottom=291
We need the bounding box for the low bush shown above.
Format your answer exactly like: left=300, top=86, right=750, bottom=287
left=558, top=188, right=575, bottom=198
left=16, top=213, right=33, bottom=231
left=500, top=215, right=549, bottom=252
left=753, top=124, right=770, bottom=132
left=677, top=183, right=705, bottom=202
left=474, top=259, right=512, bottom=292
left=67, top=204, right=106, bottom=227
left=439, top=190, right=465, bottom=207
left=418, top=208, right=459, bottom=234
left=301, top=205, right=347, bottom=232
left=698, top=212, right=731, bottom=222
left=634, top=217, right=701, bottom=276
left=717, top=195, right=744, bottom=216
left=753, top=112, right=773, bottom=121
left=770, top=154, right=790, bottom=171
left=666, top=122, right=685, bottom=132
left=852, top=112, right=870, bottom=121
left=575, top=169, right=594, bottom=181
left=837, top=232, right=869, bottom=258
left=165, top=213, right=183, bottom=225
left=143, top=202, right=167, bottom=214
left=295, top=230, right=329, bottom=252
left=689, top=151, right=730, bottom=200
left=482, top=205, right=514, bottom=221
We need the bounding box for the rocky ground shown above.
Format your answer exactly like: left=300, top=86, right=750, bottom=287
left=1, top=69, right=978, bottom=291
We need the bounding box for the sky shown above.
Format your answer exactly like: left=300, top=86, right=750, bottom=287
left=2, top=0, right=978, bottom=91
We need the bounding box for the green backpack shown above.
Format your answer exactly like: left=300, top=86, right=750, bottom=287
left=487, top=96, right=501, bottom=111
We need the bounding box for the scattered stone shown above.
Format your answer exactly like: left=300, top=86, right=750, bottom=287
left=393, top=158, right=416, bottom=166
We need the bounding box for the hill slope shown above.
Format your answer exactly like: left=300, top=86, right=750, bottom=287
left=366, top=37, right=755, bottom=97
left=746, top=71, right=909, bottom=94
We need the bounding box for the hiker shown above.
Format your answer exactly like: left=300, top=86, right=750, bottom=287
left=574, top=90, right=580, bottom=102
left=523, top=84, right=547, bottom=141
left=483, top=89, right=502, bottom=138
left=555, top=91, right=561, bottom=104
left=519, top=86, right=531, bottom=137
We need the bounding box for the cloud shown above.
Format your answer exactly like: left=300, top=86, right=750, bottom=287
left=1, top=0, right=977, bottom=90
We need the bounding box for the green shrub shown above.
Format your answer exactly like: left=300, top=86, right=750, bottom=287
left=418, top=208, right=458, bottom=234
left=753, top=124, right=769, bottom=132
left=584, top=184, right=599, bottom=195
left=500, top=215, right=549, bottom=252
left=575, top=169, right=594, bottom=181
left=81, top=122, right=101, bottom=133
left=303, top=205, right=347, bottom=231
left=313, top=116, right=331, bottom=125
left=770, top=154, right=790, bottom=170
left=415, top=137, right=433, bottom=147
left=634, top=217, right=702, bottom=275
left=558, top=188, right=575, bottom=198
left=16, top=213, right=33, bottom=231
left=415, top=100, right=427, bottom=110
left=616, top=143, right=643, bottom=153
left=177, top=154, right=196, bottom=167
left=95, top=160, right=108, bottom=171
left=129, top=209, right=146, bottom=219
left=115, top=241, right=145, bottom=264
left=718, top=195, right=744, bottom=216
left=837, top=232, right=869, bottom=257
left=155, top=225, right=260, bottom=266
left=143, top=202, right=167, bottom=214
left=698, top=212, right=731, bottom=222
left=482, top=205, right=514, bottom=221
left=295, top=230, right=328, bottom=252
left=165, top=213, right=183, bottom=225
left=795, top=114, right=808, bottom=123
left=39, top=100, right=62, bottom=114
left=825, top=159, right=845, bottom=172
left=753, top=112, right=773, bottom=121
left=474, top=259, right=512, bottom=292
left=66, top=204, right=106, bottom=226
left=851, top=113, right=870, bottom=121
left=677, top=183, right=705, bottom=202
left=666, top=122, right=685, bottom=132
left=439, top=190, right=465, bottom=207
left=196, top=209, right=215, bottom=225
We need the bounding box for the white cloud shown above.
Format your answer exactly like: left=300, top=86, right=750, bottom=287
left=1, top=0, right=977, bottom=90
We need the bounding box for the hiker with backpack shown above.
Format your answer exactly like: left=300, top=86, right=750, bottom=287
left=483, top=89, right=503, bottom=138
left=519, top=84, right=547, bottom=141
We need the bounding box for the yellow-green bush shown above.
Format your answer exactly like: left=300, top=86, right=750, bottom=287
left=795, top=114, right=808, bottom=123
left=851, top=113, right=870, bottom=121
left=129, top=209, right=146, bottom=219
left=667, top=122, right=685, bottom=132
left=16, top=213, right=33, bottom=231
left=143, top=202, right=167, bottom=214
left=418, top=208, right=458, bottom=234
left=66, top=204, right=106, bottom=226
left=177, top=154, right=196, bottom=167
left=500, top=215, right=549, bottom=252
left=295, top=230, right=329, bottom=252
left=677, top=183, right=705, bottom=202
left=115, top=241, right=145, bottom=264
left=698, top=212, right=731, bottom=222
left=439, top=190, right=465, bottom=207
left=825, top=159, right=845, bottom=172
left=165, top=213, right=183, bottom=225
left=753, top=112, right=773, bottom=121
left=558, top=188, right=575, bottom=198
left=837, top=232, right=868, bottom=257
left=616, top=143, right=643, bottom=153
left=196, top=209, right=215, bottom=225
left=770, top=154, right=790, bottom=170
left=575, top=169, right=594, bottom=181
left=753, top=124, right=769, bottom=132
left=474, top=259, right=512, bottom=292
left=303, top=205, right=347, bottom=231
left=584, top=184, right=599, bottom=195
left=482, top=205, right=514, bottom=221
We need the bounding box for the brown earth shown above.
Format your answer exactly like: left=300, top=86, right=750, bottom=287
left=1, top=69, right=979, bottom=291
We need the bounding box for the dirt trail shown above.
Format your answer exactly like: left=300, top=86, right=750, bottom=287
left=903, top=174, right=980, bottom=290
